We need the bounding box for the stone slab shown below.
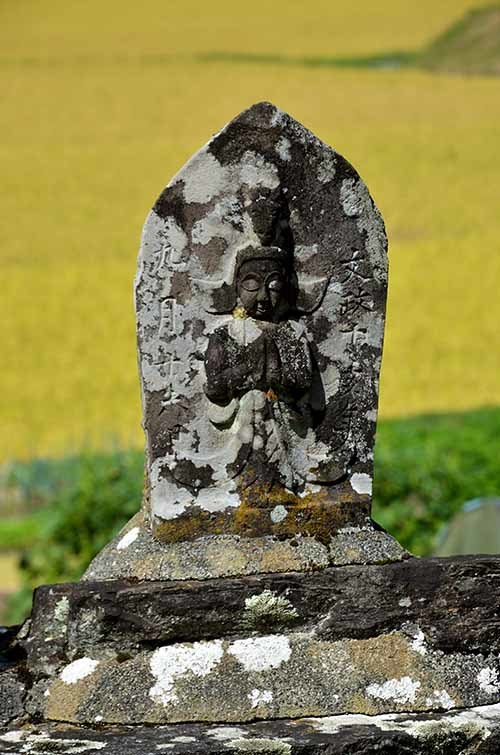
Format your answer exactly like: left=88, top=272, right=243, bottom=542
left=2, top=704, right=500, bottom=754
left=83, top=512, right=408, bottom=582
left=30, top=556, right=500, bottom=664
left=21, top=556, right=500, bottom=724
left=35, top=630, right=500, bottom=724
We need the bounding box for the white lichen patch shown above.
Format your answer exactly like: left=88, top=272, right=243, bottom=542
left=60, top=657, right=100, bottom=685
left=239, top=150, right=279, bottom=190
left=229, top=738, right=291, bottom=754
left=478, top=667, right=500, bottom=695
left=0, top=731, right=24, bottom=743
left=317, top=150, right=336, bottom=183
left=249, top=688, right=273, bottom=708
left=195, top=486, right=240, bottom=513
left=306, top=713, right=391, bottom=735
left=399, top=597, right=412, bottom=608
left=149, top=640, right=224, bottom=706
left=150, top=470, right=192, bottom=521
left=0, top=730, right=106, bottom=752
left=307, top=702, right=500, bottom=739
left=228, top=635, right=292, bottom=672
left=275, top=136, right=291, bottom=162
left=340, top=178, right=365, bottom=217
left=426, top=690, right=456, bottom=710
left=116, top=526, right=140, bottom=551
left=366, top=676, right=421, bottom=705
left=51, top=596, right=70, bottom=639
left=207, top=726, right=248, bottom=741
left=410, top=629, right=427, bottom=656
left=244, top=591, right=298, bottom=628
left=350, top=473, right=372, bottom=496
left=53, top=596, right=70, bottom=624
left=191, top=198, right=257, bottom=254
left=270, top=505, right=288, bottom=523
left=178, top=152, right=228, bottom=204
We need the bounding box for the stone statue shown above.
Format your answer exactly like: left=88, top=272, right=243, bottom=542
left=204, top=243, right=315, bottom=495
left=86, top=101, right=402, bottom=581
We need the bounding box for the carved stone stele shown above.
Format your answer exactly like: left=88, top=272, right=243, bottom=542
left=136, top=101, right=387, bottom=545
left=85, top=101, right=399, bottom=582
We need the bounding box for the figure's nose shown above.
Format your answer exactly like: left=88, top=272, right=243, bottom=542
left=256, top=286, right=269, bottom=302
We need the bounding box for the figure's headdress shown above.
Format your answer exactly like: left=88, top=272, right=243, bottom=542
left=235, top=244, right=292, bottom=277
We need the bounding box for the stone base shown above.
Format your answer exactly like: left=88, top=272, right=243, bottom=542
left=83, top=511, right=409, bottom=582
left=2, top=704, right=500, bottom=754
left=10, top=555, right=500, bottom=726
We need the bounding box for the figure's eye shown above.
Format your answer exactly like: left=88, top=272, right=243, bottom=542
left=241, top=276, right=261, bottom=292
left=267, top=275, right=284, bottom=292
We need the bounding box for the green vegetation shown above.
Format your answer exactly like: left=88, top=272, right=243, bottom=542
left=2, top=407, right=499, bottom=622
left=201, top=6, right=500, bottom=76
left=2, top=449, right=144, bottom=622
left=197, top=51, right=418, bottom=70
left=420, top=5, right=500, bottom=74
left=0, top=516, right=39, bottom=552
left=372, top=407, right=500, bottom=551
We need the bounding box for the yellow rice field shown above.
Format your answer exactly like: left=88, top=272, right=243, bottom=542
left=1, top=0, right=500, bottom=460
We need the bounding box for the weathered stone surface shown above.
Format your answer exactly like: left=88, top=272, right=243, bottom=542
left=31, top=556, right=500, bottom=663
left=83, top=512, right=408, bottom=582
left=22, top=556, right=500, bottom=724
left=2, top=704, right=500, bottom=754
left=134, top=101, right=387, bottom=549
left=329, top=523, right=408, bottom=565
left=0, top=671, right=25, bottom=727
left=0, top=626, right=25, bottom=726
left=36, top=630, right=500, bottom=724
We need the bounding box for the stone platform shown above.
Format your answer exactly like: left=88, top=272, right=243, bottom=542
left=83, top=512, right=409, bottom=582
left=2, top=704, right=500, bottom=754
left=0, top=555, right=498, bottom=729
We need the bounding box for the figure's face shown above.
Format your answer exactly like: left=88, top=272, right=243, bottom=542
left=237, top=258, right=289, bottom=321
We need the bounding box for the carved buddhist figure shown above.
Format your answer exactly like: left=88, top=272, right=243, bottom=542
left=204, top=244, right=315, bottom=495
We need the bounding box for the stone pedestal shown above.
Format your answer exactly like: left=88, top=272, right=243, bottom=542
left=83, top=511, right=408, bottom=581
left=2, top=555, right=499, bottom=746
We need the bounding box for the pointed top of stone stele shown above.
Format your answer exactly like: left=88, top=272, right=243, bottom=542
left=85, top=102, right=407, bottom=582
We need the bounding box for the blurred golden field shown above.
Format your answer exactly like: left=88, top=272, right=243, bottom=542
left=1, top=0, right=500, bottom=461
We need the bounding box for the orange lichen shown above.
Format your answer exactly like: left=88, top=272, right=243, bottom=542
left=152, top=474, right=370, bottom=544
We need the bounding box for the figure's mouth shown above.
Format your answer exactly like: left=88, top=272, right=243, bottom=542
left=255, top=303, right=271, bottom=315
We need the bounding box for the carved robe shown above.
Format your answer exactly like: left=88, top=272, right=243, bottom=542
left=204, top=317, right=321, bottom=492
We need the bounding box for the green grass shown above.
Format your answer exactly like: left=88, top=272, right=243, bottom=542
left=197, top=51, right=418, bottom=70
left=199, top=6, right=500, bottom=76
left=420, top=5, right=500, bottom=74
left=372, top=406, right=500, bottom=552
left=0, top=517, right=40, bottom=552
